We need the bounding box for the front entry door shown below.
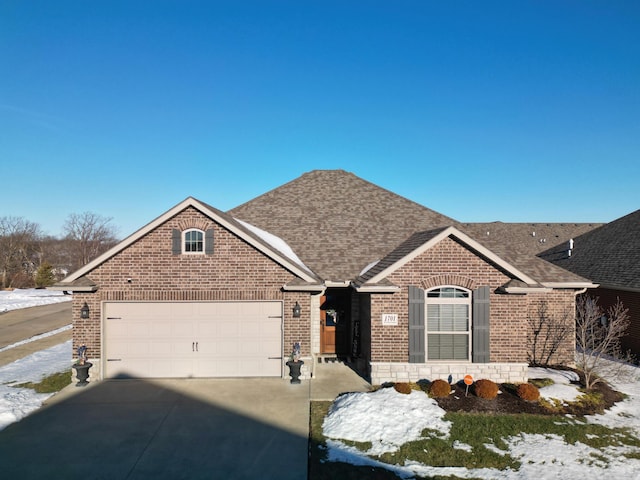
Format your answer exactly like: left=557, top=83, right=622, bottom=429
left=320, top=295, right=336, bottom=353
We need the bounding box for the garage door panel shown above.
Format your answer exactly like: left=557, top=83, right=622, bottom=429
left=217, top=340, right=238, bottom=356
left=150, top=322, right=172, bottom=337
left=104, top=301, right=283, bottom=379
left=197, top=322, right=218, bottom=337
left=150, top=340, right=173, bottom=355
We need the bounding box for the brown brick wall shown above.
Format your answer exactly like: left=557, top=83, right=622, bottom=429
left=589, top=288, right=640, bottom=359
left=367, top=237, right=577, bottom=365
left=525, top=290, right=577, bottom=365
left=72, top=207, right=311, bottom=358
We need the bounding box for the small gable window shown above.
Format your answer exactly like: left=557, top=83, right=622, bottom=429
left=425, top=286, right=471, bottom=361
left=172, top=228, right=214, bottom=255
left=184, top=229, right=204, bottom=253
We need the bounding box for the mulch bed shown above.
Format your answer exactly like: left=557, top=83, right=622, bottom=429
left=433, top=379, right=624, bottom=416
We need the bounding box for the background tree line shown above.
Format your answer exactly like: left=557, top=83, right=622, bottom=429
left=0, top=212, right=119, bottom=289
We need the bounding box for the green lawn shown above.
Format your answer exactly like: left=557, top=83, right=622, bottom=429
left=309, top=399, right=640, bottom=480
left=13, top=369, right=72, bottom=393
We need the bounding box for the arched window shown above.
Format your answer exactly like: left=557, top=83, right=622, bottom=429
left=425, top=286, right=471, bottom=361
left=183, top=229, right=204, bottom=253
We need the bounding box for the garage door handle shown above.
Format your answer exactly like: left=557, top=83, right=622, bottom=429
left=107, top=358, right=122, bottom=362
left=268, top=356, right=283, bottom=360
left=195, top=342, right=198, bottom=352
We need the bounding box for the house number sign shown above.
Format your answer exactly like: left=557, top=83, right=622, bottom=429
left=381, top=314, right=398, bottom=326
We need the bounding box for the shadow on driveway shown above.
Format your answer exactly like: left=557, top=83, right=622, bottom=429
left=0, top=376, right=310, bottom=480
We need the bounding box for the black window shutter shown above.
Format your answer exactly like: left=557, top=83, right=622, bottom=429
left=472, top=286, right=491, bottom=363
left=205, top=229, right=214, bottom=255
left=171, top=229, right=181, bottom=255
left=408, top=286, right=425, bottom=363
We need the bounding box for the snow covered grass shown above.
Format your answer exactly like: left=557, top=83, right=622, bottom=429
left=0, top=341, right=73, bottom=430
left=314, top=366, right=640, bottom=479
left=0, top=288, right=71, bottom=313
left=0, top=289, right=73, bottom=431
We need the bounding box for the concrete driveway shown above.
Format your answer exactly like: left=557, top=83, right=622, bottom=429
left=0, top=377, right=310, bottom=480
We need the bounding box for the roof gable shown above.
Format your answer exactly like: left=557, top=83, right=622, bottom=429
left=357, top=226, right=539, bottom=287
left=58, top=197, right=321, bottom=286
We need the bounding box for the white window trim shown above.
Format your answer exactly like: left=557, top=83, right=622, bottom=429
left=425, top=286, right=472, bottom=362
left=183, top=228, right=205, bottom=255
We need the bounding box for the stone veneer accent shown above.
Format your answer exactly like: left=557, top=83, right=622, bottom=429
left=370, top=362, right=529, bottom=385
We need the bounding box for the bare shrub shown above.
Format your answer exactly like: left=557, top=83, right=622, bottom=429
left=528, top=301, right=573, bottom=366
left=576, top=295, right=635, bottom=390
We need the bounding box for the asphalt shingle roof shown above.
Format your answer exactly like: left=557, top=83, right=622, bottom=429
left=541, top=209, right=640, bottom=290
left=229, top=170, right=455, bottom=281
left=459, top=223, right=602, bottom=285
left=229, top=170, right=599, bottom=286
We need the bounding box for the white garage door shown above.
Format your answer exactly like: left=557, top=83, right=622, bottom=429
left=104, top=301, right=283, bottom=378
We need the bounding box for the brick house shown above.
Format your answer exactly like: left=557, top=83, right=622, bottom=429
left=53, top=170, right=596, bottom=384
left=541, top=209, right=640, bottom=360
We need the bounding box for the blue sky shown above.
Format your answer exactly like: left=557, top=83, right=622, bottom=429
left=1, top=1, right=638, bottom=238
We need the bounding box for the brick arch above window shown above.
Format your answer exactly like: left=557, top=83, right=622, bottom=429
left=420, top=275, right=477, bottom=291
left=176, top=219, right=214, bottom=232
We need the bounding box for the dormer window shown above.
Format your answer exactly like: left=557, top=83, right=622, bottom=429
left=184, top=229, right=204, bottom=253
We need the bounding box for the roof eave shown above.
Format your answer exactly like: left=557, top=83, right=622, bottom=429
left=499, top=286, right=552, bottom=294
left=540, top=282, right=600, bottom=289
left=282, top=283, right=326, bottom=292
left=47, top=284, right=98, bottom=293
left=324, top=280, right=351, bottom=288
left=596, top=283, right=640, bottom=293
left=353, top=284, right=401, bottom=293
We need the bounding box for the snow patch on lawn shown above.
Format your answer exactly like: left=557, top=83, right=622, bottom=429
left=0, top=288, right=71, bottom=313
left=323, top=364, right=640, bottom=479
left=529, top=366, right=583, bottom=403
left=0, top=341, right=73, bottom=431
left=323, top=387, right=450, bottom=455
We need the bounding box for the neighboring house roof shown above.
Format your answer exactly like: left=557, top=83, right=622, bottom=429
left=540, top=209, right=640, bottom=292
left=458, top=223, right=601, bottom=286
left=460, top=222, right=603, bottom=256
left=53, top=197, right=323, bottom=290
left=229, top=170, right=456, bottom=282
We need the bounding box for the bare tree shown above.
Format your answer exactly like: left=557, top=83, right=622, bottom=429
left=36, top=235, right=73, bottom=280
left=575, top=295, right=635, bottom=390
left=63, top=212, right=119, bottom=270
left=528, top=301, right=574, bottom=367
left=0, top=216, right=42, bottom=288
